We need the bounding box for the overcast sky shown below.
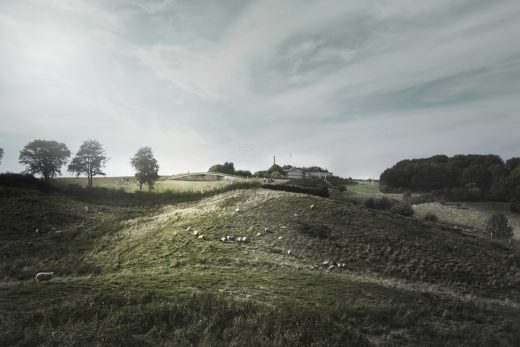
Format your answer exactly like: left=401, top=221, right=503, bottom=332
left=1, top=0, right=519, bottom=178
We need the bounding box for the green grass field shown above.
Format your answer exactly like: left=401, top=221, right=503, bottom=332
left=1, top=180, right=520, bottom=345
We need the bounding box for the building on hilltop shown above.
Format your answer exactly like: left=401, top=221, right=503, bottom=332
left=285, top=167, right=333, bottom=179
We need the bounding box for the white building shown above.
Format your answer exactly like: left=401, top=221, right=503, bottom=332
left=285, top=167, right=332, bottom=179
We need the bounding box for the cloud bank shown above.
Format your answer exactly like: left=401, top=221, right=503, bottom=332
left=1, top=0, right=519, bottom=178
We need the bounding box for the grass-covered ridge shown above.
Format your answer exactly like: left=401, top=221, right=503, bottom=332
left=1, top=180, right=520, bottom=346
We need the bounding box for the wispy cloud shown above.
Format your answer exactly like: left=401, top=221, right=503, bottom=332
left=1, top=0, right=519, bottom=177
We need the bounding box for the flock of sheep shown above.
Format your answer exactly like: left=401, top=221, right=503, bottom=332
left=34, top=201, right=344, bottom=283
left=182, top=202, right=347, bottom=272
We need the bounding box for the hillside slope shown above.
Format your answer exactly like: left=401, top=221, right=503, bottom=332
left=1, top=185, right=520, bottom=346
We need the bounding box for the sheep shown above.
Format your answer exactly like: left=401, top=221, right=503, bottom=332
left=235, top=207, right=240, bottom=213
left=84, top=205, right=89, bottom=213
left=241, top=236, right=248, bottom=243
left=338, top=263, right=346, bottom=268
left=278, top=236, right=283, bottom=240
left=280, top=226, right=287, bottom=229
left=293, top=213, right=299, bottom=217
left=35, top=228, right=39, bottom=234
left=256, top=232, right=262, bottom=236
left=237, top=237, right=242, bottom=242
left=186, top=227, right=191, bottom=232
left=264, top=227, right=270, bottom=233
left=193, top=230, right=199, bottom=236
left=287, top=250, right=292, bottom=256
left=220, top=237, right=227, bottom=242
left=310, top=204, right=315, bottom=209
left=327, top=265, right=336, bottom=271
left=35, top=272, right=54, bottom=282
left=226, top=235, right=235, bottom=241
left=197, top=235, right=204, bottom=240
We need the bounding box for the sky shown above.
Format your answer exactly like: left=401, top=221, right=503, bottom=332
left=1, top=0, right=519, bottom=178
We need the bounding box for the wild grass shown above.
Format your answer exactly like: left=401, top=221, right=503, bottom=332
left=2, top=182, right=520, bottom=345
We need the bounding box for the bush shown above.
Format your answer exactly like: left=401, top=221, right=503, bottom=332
left=391, top=203, right=415, bottom=217
left=364, top=197, right=397, bottom=210
left=511, top=199, right=520, bottom=214
left=0, top=173, right=51, bottom=192
left=424, top=213, right=439, bottom=222
left=486, top=214, right=513, bottom=240
left=262, top=184, right=329, bottom=197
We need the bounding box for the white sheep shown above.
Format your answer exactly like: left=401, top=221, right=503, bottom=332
left=327, top=265, right=336, bottom=271
left=237, top=237, right=243, bottom=242
left=226, top=235, right=235, bottom=241
left=241, top=236, right=248, bottom=243
left=35, top=272, right=54, bottom=282
left=278, top=236, right=283, bottom=240
left=264, top=227, right=270, bottom=232
left=256, top=232, right=262, bottom=236
left=293, top=213, right=299, bottom=217
left=186, top=227, right=191, bottom=232
left=235, top=207, right=240, bottom=213
left=197, top=235, right=204, bottom=240
left=322, top=260, right=330, bottom=267
left=193, top=230, right=199, bottom=236
left=220, top=237, right=227, bottom=242
left=287, top=250, right=292, bottom=256
left=338, top=263, right=346, bottom=268
left=310, top=204, right=315, bottom=209
left=280, top=226, right=286, bottom=229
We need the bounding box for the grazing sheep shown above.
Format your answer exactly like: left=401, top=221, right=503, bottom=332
left=293, top=213, right=299, bottom=217
left=84, top=205, right=89, bottom=213
left=235, top=208, right=240, bottom=213
left=312, top=264, right=319, bottom=269
left=256, top=232, right=262, bottom=236
left=35, top=228, right=39, bottom=234
left=287, top=250, right=292, bottom=256
left=310, top=204, right=315, bottom=209
left=278, top=236, right=283, bottom=240
left=35, top=272, right=54, bottom=282
left=220, top=237, right=227, bottom=242
left=327, top=265, right=336, bottom=271
left=322, top=260, right=330, bottom=267
left=197, top=235, right=204, bottom=240
left=193, top=230, right=199, bottom=236
left=241, top=237, right=248, bottom=243
left=264, top=227, right=270, bottom=232
left=338, top=263, right=346, bottom=268
left=186, top=227, right=191, bottom=232
left=280, top=226, right=287, bottom=229
left=237, top=237, right=242, bottom=242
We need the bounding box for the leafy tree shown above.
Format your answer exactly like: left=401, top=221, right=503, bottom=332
left=461, top=164, right=493, bottom=192
left=208, top=162, right=235, bottom=175
left=486, top=214, right=513, bottom=241
left=506, top=157, right=520, bottom=173
left=18, top=140, right=70, bottom=181
left=0, top=147, right=3, bottom=166
left=131, top=147, right=159, bottom=191
left=68, top=140, right=108, bottom=189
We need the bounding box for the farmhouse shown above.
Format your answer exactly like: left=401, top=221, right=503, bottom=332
left=285, top=167, right=333, bottom=179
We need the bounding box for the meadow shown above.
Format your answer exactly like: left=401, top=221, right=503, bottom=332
left=1, top=177, right=519, bottom=345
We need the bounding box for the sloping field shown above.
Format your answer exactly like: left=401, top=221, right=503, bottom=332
left=1, top=185, right=519, bottom=346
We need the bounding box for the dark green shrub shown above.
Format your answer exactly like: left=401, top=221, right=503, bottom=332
left=424, top=213, right=439, bottom=222
left=510, top=199, right=520, bottom=214
left=486, top=214, right=513, bottom=240
left=364, top=197, right=397, bottom=210
left=391, top=203, right=415, bottom=217
left=262, top=184, right=329, bottom=198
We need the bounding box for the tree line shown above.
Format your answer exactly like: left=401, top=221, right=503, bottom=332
left=380, top=154, right=520, bottom=203
left=1, top=140, right=160, bottom=190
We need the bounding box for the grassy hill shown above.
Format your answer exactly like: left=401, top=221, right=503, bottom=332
left=1, top=181, right=520, bottom=346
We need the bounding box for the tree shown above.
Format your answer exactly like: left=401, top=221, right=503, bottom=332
left=208, top=162, right=235, bottom=175
left=130, top=147, right=159, bottom=191
left=68, top=140, right=108, bottom=189
left=486, top=214, right=513, bottom=242
left=0, top=147, right=3, bottom=166
left=18, top=140, right=70, bottom=181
